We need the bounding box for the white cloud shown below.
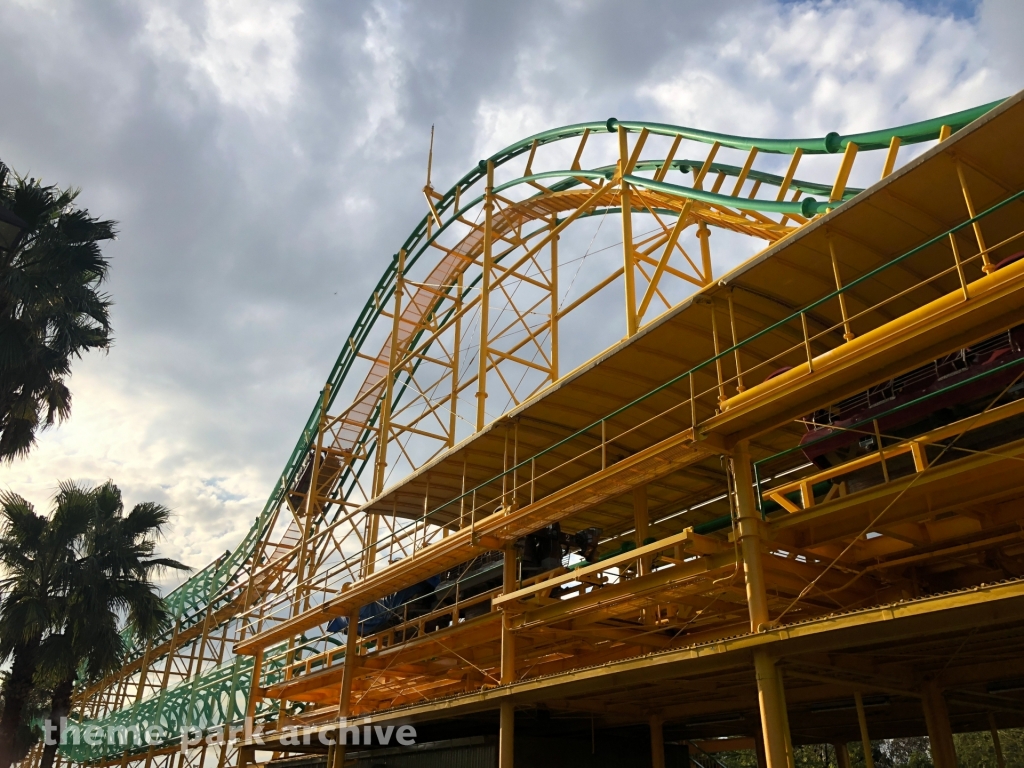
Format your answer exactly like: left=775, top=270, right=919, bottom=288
left=639, top=0, right=1005, bottom=139
left=3, top=0, right=1024, bottom=599
left=3, top=355, right=267, bottom=592
left=142, top=0, right=302, bottom=115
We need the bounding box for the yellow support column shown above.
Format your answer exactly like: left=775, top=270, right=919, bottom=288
left=449, top=270, right=463, bottom=446
left=499, top=701, right=515, bottom=768
left=618, top=126, right=638, bottom=337
left=922, top=682, right=958, bottom=768
left=501, top=546, right=517, bottom=685
left=754, top=651, right=791, bottom=768
left=737, top=441, right=789, bottom=767
left=776, top=668, right=795, bottom=768
left=697, top=221, right=712, bottom=285
left=244, top=647, right=263, bottom=736
left=854, top=692, right=875, bottom=768
left=333, top=611, right=360, bottom=767
left=374, top=250, right=406, bottom=496
left=633, top=484, right=650, bottom=574
left=476, top=161, right=495, bottom=431
left=833, top=743, right=851, bottom=768
left=362, top=513, right=380, bottom=577
left=549, top=214, right=559, bottom=382
left=649, top=715, right=666, bottom=768
left=733, top=441, right=769, bottom=630
left=498, top=544, right=517, bottom=767
left=634, top=484, right=654, bottom=623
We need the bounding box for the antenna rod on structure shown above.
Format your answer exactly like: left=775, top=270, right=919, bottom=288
left=426, top=124, right=435, bottom=189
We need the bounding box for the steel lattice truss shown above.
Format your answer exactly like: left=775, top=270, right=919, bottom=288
left=44, top=98, right=1007, bottom=768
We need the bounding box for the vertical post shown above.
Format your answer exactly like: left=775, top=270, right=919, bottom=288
left=244, top=648, right=263, bottom=735
left=728, top=289, right=745, bottom=393
left=601, top=420, right=607, bottom=470
left=618, top=127, right=638, bottom=337
left=549, top=214, right=560, bottom=382
left=922, top=682, right=957, bottom=768
left=753, top=651, right=790, bottom=768
left=476, top=161, right=495, bottom=431
left=499, top=701, right=515, bottom=768
left=872, top=420, right=890, bottom=483
left=501, top=426, right=510, bottom=511
left=511, top=420, right=519, bottom=510
left=709, top=299, right=725, bottom=404
left=375, top=250, right=406, bottom=496
left=633, top=485, right=651, bottom=576
left=649, top=715, right=665, bottom=768
left=449, top=271, right=463, bottom=446
left=134, top=641, right=154, bottom=704
left=833, top=743, right=851, bottom=768
left=459, top=456, right=467, bottom=529
left=330, top=611, right=361, bottom=768
left=501, top=546, right=517, bottom=685
left=363, top=513, right=381, bottom=577
left=776, top=668, right=795, bottom=768
left=854, top=692, right=875, bottom=768
left=690, top=372, right=697, bottom=429
left=733, top=441, right=769, bottom=631
left=339, top=613, right=360, bottom=717
left=740, top=437, right=789, bottom=768
left=989, top=712, right=1005, bottom=768
left=697, top=221, right=712, bottom=285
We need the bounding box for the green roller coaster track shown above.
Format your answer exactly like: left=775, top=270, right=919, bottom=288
left=66, top=98, right=1004, bottom=764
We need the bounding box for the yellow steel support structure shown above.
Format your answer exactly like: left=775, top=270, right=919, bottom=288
left=48, top=93, right=1024, bottom=768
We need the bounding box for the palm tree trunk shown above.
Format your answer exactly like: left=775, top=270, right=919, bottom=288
left=38, top=677, right=73, bottom=768
left=0, top=639, right=39, bottom=768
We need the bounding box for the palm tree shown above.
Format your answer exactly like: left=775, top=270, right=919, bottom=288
left=0, top=487, right=90, bottom=768
left=0, top=160, right=115, bottom=462
left=37, top=482, right=188, bottom=768
left=0, top=482, right=188, bottom=768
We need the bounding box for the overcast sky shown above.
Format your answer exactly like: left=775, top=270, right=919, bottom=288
left=1, top=0, right=1022, bottom=591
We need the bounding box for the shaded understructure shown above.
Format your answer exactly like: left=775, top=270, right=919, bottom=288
left=26, top=91, right=1024, bottom=768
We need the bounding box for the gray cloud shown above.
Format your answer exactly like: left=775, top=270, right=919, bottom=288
left=1, top=0, right=1021, bottom=588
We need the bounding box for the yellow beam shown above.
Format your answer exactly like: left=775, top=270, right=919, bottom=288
left=476, top=161, right=495, bottom=431
left=854, top=692, right=875, bottom=768
left=619, top=126, right=639, bottom=337
left=830, top=142, right=859, bottom=203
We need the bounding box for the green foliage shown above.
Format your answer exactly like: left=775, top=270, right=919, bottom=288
left=704, top=731, right=1024, bottom=768
left=953, top=728, right=1024, bottom=767
left=0, top=481, right=189, bottom=768
left=0, top=160, right=115, bottom=461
